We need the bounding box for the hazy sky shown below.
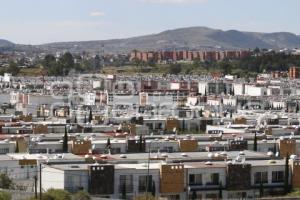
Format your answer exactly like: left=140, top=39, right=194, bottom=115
left=0, top=0, right=299, bottom=44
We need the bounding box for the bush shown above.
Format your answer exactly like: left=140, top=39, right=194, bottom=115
left=43, top=189, right=71, bottom=200
left=134, top=194, right=157, bottom=200
left=0, top=191, right=11, bottom=200
left=0, top=174, right=12, bottom=189
left=72, top=191, right=91, bottom=200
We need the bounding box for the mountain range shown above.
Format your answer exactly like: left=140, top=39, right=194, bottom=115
left=1, top=26, right=300, bottom=54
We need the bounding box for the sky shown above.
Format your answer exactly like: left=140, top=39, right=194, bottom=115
left=0, top=0, right=299, bottom=44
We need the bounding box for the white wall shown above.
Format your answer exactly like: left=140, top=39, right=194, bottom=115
left=233, top=83, right=244, bottom=95
left=113, top=167, right=160, bottom=199
left=198, top=82, right=207, bottom=95
left=42, top=166, right=65, bottom=191
left=245, top=85, right=266, bottom=96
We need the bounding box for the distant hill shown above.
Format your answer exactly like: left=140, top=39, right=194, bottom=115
left=2, top=27, right=300, bottom=54
left=37, top=27, right=300, bottom=54
left=0, top=39, right=15, bottom=51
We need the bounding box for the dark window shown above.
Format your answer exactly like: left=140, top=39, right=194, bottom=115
left=207, top=173, right=219, bottom=185
left=272, top=171, right=284, bottom=183
left=255, top=172, right=268, bottom=184
left=119, top=175, right=133, bottom=193
left=138, top=175, right=152, bottom=193
left=189, top=174, right=202, bottom=185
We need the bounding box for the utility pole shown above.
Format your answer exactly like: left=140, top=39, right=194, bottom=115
left=39, top=163, right=42, bottom=200
left=34, top=175, right=37, bottom=199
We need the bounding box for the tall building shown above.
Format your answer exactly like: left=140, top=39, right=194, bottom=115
left=289, top=66, right=300, bottom=79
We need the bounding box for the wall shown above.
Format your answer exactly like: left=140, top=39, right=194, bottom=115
left=178, top=140, right=198, bottom=152
left=89, top=165, right=114, bottom=195
left=160, top=164, right=184, bottom=194
left=278, top=139, right=296, bottom=157
left=71, top=140, right=91, bottom=155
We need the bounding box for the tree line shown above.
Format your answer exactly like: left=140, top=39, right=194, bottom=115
left=42, top=53, right=103, bottom=76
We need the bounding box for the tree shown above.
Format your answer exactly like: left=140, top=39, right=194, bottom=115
left=58, top=52, right=74, bottom=76
left=74, top=116, right=77, bottom=124
left=0, top=173, right=12, bottom=189
left=7, top=61, right=20, bottom=76
left=43, top=54, right=60, bottom=76
left=284, top=154, right=290, bottom=194
left=0, top=191, right=11, bottom=200
left=199, top=108, right=203, bottom=117
left=94, top=55, right=101, bottom=70
left=73, top=191, right=91, bottom=200
left=253, top=132, right=257, bottom=151
left=63, top=126, right=68, bottom=153
left=106, top=137, right=111, bottom=149
left=84, top=115, right=87, bottom=124
left=15, top=141, right=19, bottom=153
left=169, top=64, right=182, bottom=74
left=88, top=108, right=93, bottom=123
left=138, top=135, right=143, bottom=152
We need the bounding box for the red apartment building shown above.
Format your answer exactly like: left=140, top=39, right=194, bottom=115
left=130, top=50, right=252, bottom=63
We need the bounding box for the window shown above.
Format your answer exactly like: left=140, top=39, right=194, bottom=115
left=0, top=148, right=9, bottom=154
left=207, top=173, right=219, bottom=185
left=272, top=171, right=284, bottom=183
left=255, top=172, right=268, bottom=184
left=138, top=175, right=152, bottom=193
left=189, top=174, right=202, bottom=185
left=163, top=147, right=173, bottom=153
left=119, top=175, right=133, bottom=193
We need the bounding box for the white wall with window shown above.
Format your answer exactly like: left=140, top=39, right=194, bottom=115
left=251, top=162, right=286, bottom=186
left=114, top=163, right=160, bottom=199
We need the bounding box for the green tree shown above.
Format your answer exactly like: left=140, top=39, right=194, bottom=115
left=73, top=191, right=91, bottom=200
left=43, top=55, right=56, bottom=69
left=94, top=55, right=101, bottom=70
left=253, top=132, right=257, bottom=151
left=74, top=116, right=77, bottom=124
left=0, top=173, right=13, bottom=189
left=0, top=191, right=11, bottom=200
left=199, top=108, right=203, bottom=117
left=43, top=54, right=60, bottom=76
left=284, top=154, right=290, bottom=194
left=169, top=64, right=182, bottom=74
left=84, top=115, right=87, bottom=124
left=58, top=52, right=74, bottom=76
left=7, top=61, right=20, bottom=76
left=15, top=141, right=19, bottom=153
left=63, top=126, right=68, bottom=153
left=106, top=137, right=111, bottom=149
left=88, top=109, right=93, bottom=123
